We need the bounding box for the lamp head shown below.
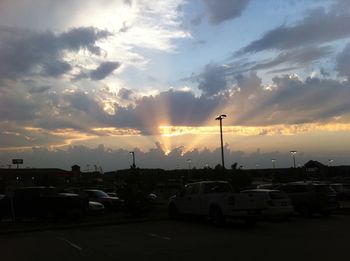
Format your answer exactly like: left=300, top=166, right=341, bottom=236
left=215, top=114, right=227, bottom=120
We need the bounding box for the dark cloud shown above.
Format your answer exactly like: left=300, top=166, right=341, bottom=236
left=336, top=43, right=350, bottom=80
left=237, top=7, right=350, bottom=55
left=196, top=63, right=229, bottom=96
left=90, top=62, right=121, bottom=80
left=203, top=0, right=250, bottom=25
left=233, top=73, right=350, bottom=125
left=42, top=60, right=72, bottom=77
left=0, top=26, right=111, bottom=81
left=117, top=88, right=134, bottom=100
left=112, top=89, right=224, bottom=134
left=59, top=27, right=111, bottom=55
left=28, top=86, right=51, bottom=94
left=249, top=46, right=333, bottom=71
left=0, top=87, right=38, bottom=122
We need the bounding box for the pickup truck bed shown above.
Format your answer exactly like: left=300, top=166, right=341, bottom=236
left=169, top=181, right=267, bottom=225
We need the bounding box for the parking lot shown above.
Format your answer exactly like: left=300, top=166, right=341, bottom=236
left=1, top=213, right=349, bottom=261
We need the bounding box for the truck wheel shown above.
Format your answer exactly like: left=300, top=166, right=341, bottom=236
left=168, top=204, right=179, bottom=219
left=209, top=206, right=225, bottom=226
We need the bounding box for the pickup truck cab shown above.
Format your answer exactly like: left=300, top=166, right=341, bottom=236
left=168, top=181, right=267, bottom=225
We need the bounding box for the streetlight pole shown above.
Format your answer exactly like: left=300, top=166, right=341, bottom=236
left=186, top=158, right=192, bottom=170
left=271, top=159, right=276, bottom=169
left=290, top=151, right=297, bottom=168
left=215, top=114, right=227, bottom=169
left=129, top=151, right=136, bottom=168
left=328, top=159, right=334, bottom=167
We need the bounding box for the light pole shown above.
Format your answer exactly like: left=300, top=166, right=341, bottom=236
left=271, top=159, right=276, bottom=169
left=129, top=151, right=136, bottom=168
left=328, top=159, right=334, bottom=167
left=215, top=114, right=227, bottom=169
left=290, top=151, right=297, bottom=168
left=186, top=158, right=192, bottom=170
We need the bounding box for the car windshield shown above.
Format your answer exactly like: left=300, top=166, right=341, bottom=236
left=90, top=190, right=109, bottom=198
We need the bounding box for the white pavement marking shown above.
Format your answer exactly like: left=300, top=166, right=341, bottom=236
left=148, top=233, right=171, bottom=241
left=57, top=237, right=83, bottom=251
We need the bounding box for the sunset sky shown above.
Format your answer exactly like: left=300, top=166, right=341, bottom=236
left=1, top=0, right=350, bottom=171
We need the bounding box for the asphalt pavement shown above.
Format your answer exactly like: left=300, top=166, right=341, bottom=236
left=1, top=214, right=350, bottom=261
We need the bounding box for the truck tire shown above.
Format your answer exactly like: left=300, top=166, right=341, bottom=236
left=209, top=205, right=225, bottom=226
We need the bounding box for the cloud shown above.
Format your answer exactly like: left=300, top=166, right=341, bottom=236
left=90, top=62, right=121, bottom=80
left=336, top=42, right=350, bottom=80
left=232, top=73, right=350, bottom=126
left=196, top=63, right=229, bottom=96
left=0, top=26, right=111, bottom=81
left=237, top=6, right=350, bottom=55
left=202, top=0, right=250, bottom=25
left=111, top=89, right=224, bottom=134
left=118, top=88, right=134, bottom=100
left=248, top=45, right=333, bottom=71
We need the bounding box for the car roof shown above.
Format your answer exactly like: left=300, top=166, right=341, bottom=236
left=186, top=181, right=228, bottom=185
left=281, top=181, right=325, bottom=186
left=241, top=189, right=281, bottom=193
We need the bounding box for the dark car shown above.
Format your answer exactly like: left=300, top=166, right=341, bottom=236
left=0, top=187, right=88, bottom=221
left=276, top=182, right=338, bottom=217
left=330, top=183, right=350, bottom=201
left=84, top=189, right=124, bottom=211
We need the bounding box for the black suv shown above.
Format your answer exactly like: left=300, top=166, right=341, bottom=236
left=276, top=182, right=338, bottom=217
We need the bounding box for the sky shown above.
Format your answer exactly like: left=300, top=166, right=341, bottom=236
left=1, top=0, right=350, bottom=171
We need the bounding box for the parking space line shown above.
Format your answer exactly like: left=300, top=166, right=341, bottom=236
left=57, top=237, right=83, bottom=251
left=148, top=233, right=171, bottom=241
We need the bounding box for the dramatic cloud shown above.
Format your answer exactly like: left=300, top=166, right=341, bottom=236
left=0, top=26, right=111, bottom=81
left=196, top=63, right=229, bottom=96
left=118, top=88, right=134, bottom=100
left=232, top=73, right=350, bottom=126
left=203, top=0, right=250, bottom=25
left=90, top=62, right=121, bottom=80
left=248, top=46, right=333, bottom=71
left=112, top=89, right=224, bottom=134
left=237, top=6, right=350, bottom=55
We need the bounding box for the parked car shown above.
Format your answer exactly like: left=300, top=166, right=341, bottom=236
left=0, top=187, right=88, bottom=221
left=168, top=181, right=267, bottom=225
left=84, top=189, right=124, bottom=211
left=241, top=189, right=294, bottom=218
left=88, top=201, right=105, bottom=215
left=256, top=183, right=280, bottom=190
left=329, top=183, right=350, bottom=201
left=276, top=181, right=338, bottom=217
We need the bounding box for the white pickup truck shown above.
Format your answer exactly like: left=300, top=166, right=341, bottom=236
left=168, top=181, right=267, bottom=225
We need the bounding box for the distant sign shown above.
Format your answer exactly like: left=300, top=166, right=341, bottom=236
left=12, top=159, right=23, bottom=165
